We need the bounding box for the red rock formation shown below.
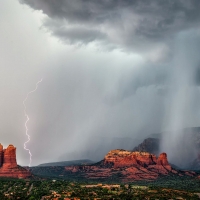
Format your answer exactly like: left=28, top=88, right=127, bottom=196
left=65, top=149, right=196, bottom=182
left=0, top=144, right=31, bottom=178
left=3, top=144, right=17, bottom=168
left=104, top=150, right=157, bottom=168
left=0, top=144, right=3, bottom=167
left=157, top=152, right=169, bottom=166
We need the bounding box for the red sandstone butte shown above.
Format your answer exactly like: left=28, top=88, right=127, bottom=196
left=3, top=144, right=17, bottom=168
left=104, top=150, right=157, bottom=168
left=65, top=149, right=195, bottom=182
left=0, top=144, right=31, bottom=178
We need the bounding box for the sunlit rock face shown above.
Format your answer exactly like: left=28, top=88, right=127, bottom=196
left=3, top=144, right=17, bottom=168
left=65, top=149, right=195, bottom=182
left=0, top=144, right=31, bottom=178
left=104, top=150, right=157, bottom=168
left=157, top=152, right=169, bottom=166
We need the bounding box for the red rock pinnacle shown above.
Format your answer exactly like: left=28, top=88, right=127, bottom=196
left=157, top=152, right=169, bottom=166
left=3, top=144, right=17, bottom=168
left=0, top=144, right=31, bottom=178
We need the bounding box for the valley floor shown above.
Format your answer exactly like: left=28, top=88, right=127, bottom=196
left=0, top=175, right=200, bottom=199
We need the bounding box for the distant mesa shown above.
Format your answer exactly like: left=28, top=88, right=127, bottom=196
left=38, top=159, right=95, bottom=167
left=0, top=143, right=31, bottom=178
left=29, top=148, right=198, bottom=182
left=133, top=138, right=160, bottom=156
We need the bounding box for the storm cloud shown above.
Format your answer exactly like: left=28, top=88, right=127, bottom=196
left=1, top=0, right=200, bottom=167
left=20, top=0, right=200, bottom=59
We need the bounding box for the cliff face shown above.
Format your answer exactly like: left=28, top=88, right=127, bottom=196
left=157, top=153, right=169, bottom=166
left=104, top=150, right=157, bottom=168
left=65, top=149, right=194, bottom=182
left=0, top=144, right=31, bottom=178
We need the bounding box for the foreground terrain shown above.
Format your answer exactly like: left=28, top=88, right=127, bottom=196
left=1, top=141, right=200, bottom=199
left=0, top=176, right=200, bottom=199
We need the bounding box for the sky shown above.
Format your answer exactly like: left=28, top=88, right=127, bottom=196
left=1, top=0, right=200, bottom=166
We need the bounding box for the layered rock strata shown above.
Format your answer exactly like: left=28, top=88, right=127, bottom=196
left=65, top=149, right=195, bottom=182
left=0, top=144, right=31, bottom=178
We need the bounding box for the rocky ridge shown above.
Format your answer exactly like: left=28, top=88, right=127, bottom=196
left=0, top=144, right=31, bottom=178
left=65, top=149, right=195, bottom=182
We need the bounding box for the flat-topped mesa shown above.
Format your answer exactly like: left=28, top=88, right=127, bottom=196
left=3, top=144, right=17, bottom=168
left=65, top=149, right=196, bottom=182
left=104, top=149, right=157, bottom=168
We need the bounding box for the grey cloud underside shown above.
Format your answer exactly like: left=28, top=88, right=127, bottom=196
left=18, top=0, right=200, bottom=109
left=49, top=25, right=106, bottom=44
left=20, top=0, right=200, bottom=51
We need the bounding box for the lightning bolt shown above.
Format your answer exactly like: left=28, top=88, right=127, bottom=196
left=23, top=79, right=42, bottom=167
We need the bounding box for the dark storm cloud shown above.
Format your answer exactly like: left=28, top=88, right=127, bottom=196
left=45, top=22, right=106, bottom=44
left=20, top=0, right=200, bottom=53
left=11, top=0, right=200, bottom=167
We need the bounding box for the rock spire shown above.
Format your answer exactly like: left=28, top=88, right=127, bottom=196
left=0, top=144, right=31, bottom=178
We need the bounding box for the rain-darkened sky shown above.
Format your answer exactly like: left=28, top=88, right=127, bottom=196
left=1, top=0, right=200, bottom=166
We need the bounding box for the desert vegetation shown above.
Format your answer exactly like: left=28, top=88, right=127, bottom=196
left=0, top=176, right=200, bottom=199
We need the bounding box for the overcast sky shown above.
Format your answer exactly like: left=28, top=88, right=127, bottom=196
left=1, top=0, right=200, bottom=166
